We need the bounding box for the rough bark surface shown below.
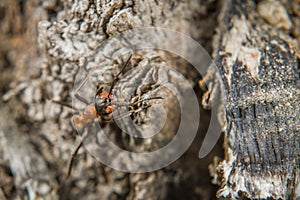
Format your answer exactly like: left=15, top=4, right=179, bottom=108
left=1, top=0, right=222, bottom=200
left=1, top=0, right=299, bottom=199
left=204, top=0, right=300, bottom=199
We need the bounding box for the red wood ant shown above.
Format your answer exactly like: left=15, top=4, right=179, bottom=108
left=71, top=55, right=133, bottom=130
left=53, top=54, right=162, bottom=179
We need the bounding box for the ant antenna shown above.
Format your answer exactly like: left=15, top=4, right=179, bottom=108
left=50, top=99, right=80, bottom=112
left=108, top=54, right=133, bottom=96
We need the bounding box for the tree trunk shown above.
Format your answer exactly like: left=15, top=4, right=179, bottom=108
left=0, top=0, right=221, bottom=199
left=205, top=0, right=299, bottom=199
left=0, top=0, right=299, bottom=200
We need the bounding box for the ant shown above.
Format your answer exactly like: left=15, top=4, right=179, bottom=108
left=52, top=54, right=162, bottom=179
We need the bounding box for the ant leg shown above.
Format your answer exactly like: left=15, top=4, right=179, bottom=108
left=66, top=129, right=89, bottom=179
left=50, top=99, right=80, bottom=112
left=130, top=96, right=163, bottom=106
left=113, top=96, right=163, bottom=120
left=113, top=104, right=152, bottom=120
left=66, top=141, right=83, bottom=178
left=112, top=96, right=163, bottom=107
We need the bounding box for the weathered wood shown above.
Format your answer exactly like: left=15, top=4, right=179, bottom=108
left=0, top=105, right=59, bottom=199
left=205, top=0, right=300, bottom=199
left=36, top=0, right=205, bottom=197
left=1, top=0, right=222, bottom=199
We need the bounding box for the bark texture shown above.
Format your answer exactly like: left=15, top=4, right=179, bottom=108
left=204, top=0, right=300, bottom=199
left=1, top=0, right=299, bottom=199
left=1, top=0, right=221, bottom=199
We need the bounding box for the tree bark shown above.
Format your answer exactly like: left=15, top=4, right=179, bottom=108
left=1, top=0, right=299, bottom=199
left=205, top=0, right=300, bottom=199
left=1, top=0, right=221, bottom=199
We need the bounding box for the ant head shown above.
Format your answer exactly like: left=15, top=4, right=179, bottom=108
left=95, top=85, right=103, bottom=95
left=94, top=94, right=110, bottom=116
